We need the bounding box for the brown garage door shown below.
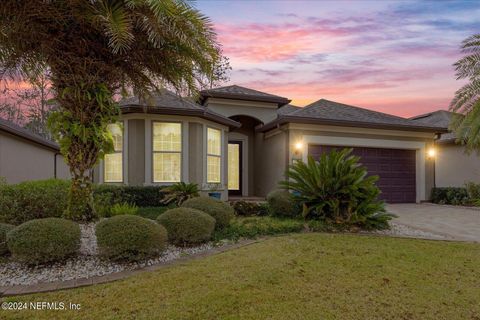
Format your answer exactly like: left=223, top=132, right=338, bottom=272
left=308, top=145, right=416, bottom=203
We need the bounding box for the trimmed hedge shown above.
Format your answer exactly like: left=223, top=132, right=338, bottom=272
left=94, top=185, right=166, bottom=207
left=231, top=200, right=269, bottom=217
left=0, top=223, right=14, bottom=255
left=7, top=218, right=80, bottom=264
left=0, top=180, right=166, bottom=225
left=157, top=207, right=215, bottom=245
left=182, top=197, right=234, bottom=230
left=267, top=190, right=300, bottom=218
left=0, top=179, right=70, bottom=225
left=431, top=187, right=469, bottom=205
left=96, top=215, right=167, bottom=262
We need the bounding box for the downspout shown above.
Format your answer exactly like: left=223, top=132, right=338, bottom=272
left=54, top=152, right=59, bottom=179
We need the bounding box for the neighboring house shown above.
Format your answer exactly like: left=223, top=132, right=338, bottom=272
left=0, top=118, right=69, bottom=183
left=95, top=85, right=448, bottom=203
left=410, top=110, right=480, bottom=187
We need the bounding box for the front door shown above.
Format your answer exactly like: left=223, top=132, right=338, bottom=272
left=228, top=141, right=242, bottom=196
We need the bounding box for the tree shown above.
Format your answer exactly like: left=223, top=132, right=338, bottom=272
left=450, top=34, right=480, bottom=152
left=0, top=0, right=223, bottom=221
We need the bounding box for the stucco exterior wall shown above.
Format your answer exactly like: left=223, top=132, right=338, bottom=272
left=128, top=119, right=145, bottom=186
left=436, top=143, right=480, bottom=187
left=204, top=98, right=278, bottom=124
left=188, top=122, right=204, bottom=186
left=0, top=131, right=69, bottom=183
left=254, top=129, right=288, bottom=197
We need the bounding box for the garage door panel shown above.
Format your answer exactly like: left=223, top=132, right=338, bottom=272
left=308, top=145, right=416, bottom=203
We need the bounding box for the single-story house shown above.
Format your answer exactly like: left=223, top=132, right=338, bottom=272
left=93, top=85, right=452, bottom=203
left=0, top=118, right=69, bottom=183
left=410, top=110, right=480, bottom=187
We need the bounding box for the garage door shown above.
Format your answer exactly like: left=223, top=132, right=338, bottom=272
left=308, top=145, right=416, bottom=203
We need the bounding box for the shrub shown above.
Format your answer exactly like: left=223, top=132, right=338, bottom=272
left=0, top=179, right=70, bottom=225
left=137, top=206, right=173, bottom=220
left=157, top=207, right=215, bottom=245
left=266, top=190, right=300, bottom=218
left=93, top=185, right=166, bottom=207
left=161, top=182, right=199, bottom=206
left=280, top=149, right=394, bottom=229
left=431, top=187, right=469, bottom=205
left=110, top=203, right=138, bottom=216
left=231, top=200, right=269, bottom=217
left=465, top=182, right=480, bottom=202
left=181, top=197, right=234, bottom=230
left=214, top=216, right=304, bottom=240
left=7, top=218, right=80, bottom=264
left=96, top=215, right=167, bottom=262
left=0, top=223, right=14, bottom=255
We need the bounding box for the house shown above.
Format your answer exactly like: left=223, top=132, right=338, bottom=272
left=410, top=110, right=480, bottom=187
left=0, top=118, right=69, bottom=183
left=94, top=85, right=449, bottom=203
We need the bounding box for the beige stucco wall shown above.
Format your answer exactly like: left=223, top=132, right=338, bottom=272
left=0, top=131, right=69, bottom=183
left=204, top=98, right=278, bottom=124
left=128, top=119, right=145, bottom=186
left=254, top=129, right=288, bottom=197
left=285, top=124, right=436, bottom=202
left=436, top=143, right=480, bottom=187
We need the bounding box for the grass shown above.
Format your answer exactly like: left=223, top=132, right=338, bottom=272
left=214, top=216, right=305, bottom=240
left=2, top=233, right=479, bottom=319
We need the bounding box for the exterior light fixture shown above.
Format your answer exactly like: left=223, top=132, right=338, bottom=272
left=427, top=148, right=436, bottom=158
left=295, top=142, right=303, bottom=151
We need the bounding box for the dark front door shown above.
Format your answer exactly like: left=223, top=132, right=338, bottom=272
left=308, top=145, right=416, bottom=203
left=228, top=141, right=242, bottom=196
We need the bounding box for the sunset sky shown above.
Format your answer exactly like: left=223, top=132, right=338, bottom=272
left=197, top=0, right=479, bottom=117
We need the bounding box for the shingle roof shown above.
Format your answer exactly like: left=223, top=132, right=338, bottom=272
left=409, top=110, right=453, bottom=128
left=277, top=104, right=301, bottom=115
left=200, top=85, right=291, bottom=107
left=259, top=99, right=448, bottom=133
left=0, top=118, right=59, bottom=150
left=119, top=89, right=240, bottom=128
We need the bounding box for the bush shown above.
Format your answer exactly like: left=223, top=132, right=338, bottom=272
left=266, top=190, right=300, bottom=218
left=181, top=197, right=234, bottom=230
left=465, top=182, right=480, bottom=202
left=214, top=216, right=304, bottom=240
left=231, top=200, right=269, bottom=217
left=96, top=215, right=167, bottom=262
left=137, top=206, right=173, bottom=220
left=157, top=207, right=215, bottom=245
left=0, top=223, right=14, bottom=255
left=280, top=149, right=393, bottom=229
left=7, top=218, right=80, bottom=264
left=431, top=187, right=469, bottom=205
left=93, top=185, right=166, bottom=207
left=0, top=179, right=70, bottom=225
left=110, top=203, right=138, bottom=216
left=161, top=182, right=199, bottom=206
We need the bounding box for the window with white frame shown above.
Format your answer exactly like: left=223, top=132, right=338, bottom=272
left=207, top=127, right=221, bottom=183
left=153, top=122, right=182, bottom=182
left=104, top=123, right=123, bottom=182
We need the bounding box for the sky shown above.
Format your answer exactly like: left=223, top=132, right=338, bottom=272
left=196, top=0, right=479, bottom=117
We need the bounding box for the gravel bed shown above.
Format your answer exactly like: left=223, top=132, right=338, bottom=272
left=0, top=222, right=220, bottom=287
left=366, top=221, right=451, bottom=240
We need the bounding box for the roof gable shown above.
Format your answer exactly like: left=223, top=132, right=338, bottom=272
left=0, top=118, right=59, bottom=150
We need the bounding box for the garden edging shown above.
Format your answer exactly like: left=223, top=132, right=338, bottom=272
left=0, top=239, right=261, bottom=297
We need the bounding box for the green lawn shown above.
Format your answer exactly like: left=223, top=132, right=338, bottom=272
left=2, top=234, right=480, bottom=320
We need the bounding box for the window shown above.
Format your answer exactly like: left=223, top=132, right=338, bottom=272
left=153, top=122, right=182, bottom=182
left=207, top=128, right=221, bottom=183
left=104, top=123, right=123, bottom=182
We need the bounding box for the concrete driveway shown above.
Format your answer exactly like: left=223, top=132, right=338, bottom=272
left=386, top=203, right=480, bottom=242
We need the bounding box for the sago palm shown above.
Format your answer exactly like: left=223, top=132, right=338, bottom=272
left=0, top=0, right=223, bottom=220
left=450, top=34, right=480, bottom=151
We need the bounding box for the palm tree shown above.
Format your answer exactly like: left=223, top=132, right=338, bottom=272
left=450, top=34, right=480, bottom=152
left=0, top=0, right=223, bottom=220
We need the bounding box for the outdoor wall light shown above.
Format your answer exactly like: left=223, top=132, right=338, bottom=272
left=294, top=141, right=303, bottom=154
left=427, top=148, right=436, bottom=158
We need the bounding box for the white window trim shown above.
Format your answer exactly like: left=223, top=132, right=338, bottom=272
left=299, top=135, right=426, bottom=203
left=145, top=119, right=189, bottom=186
left=100, top=121, right=128, bottom=184
left=202, top=124, right=225, bottom=189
